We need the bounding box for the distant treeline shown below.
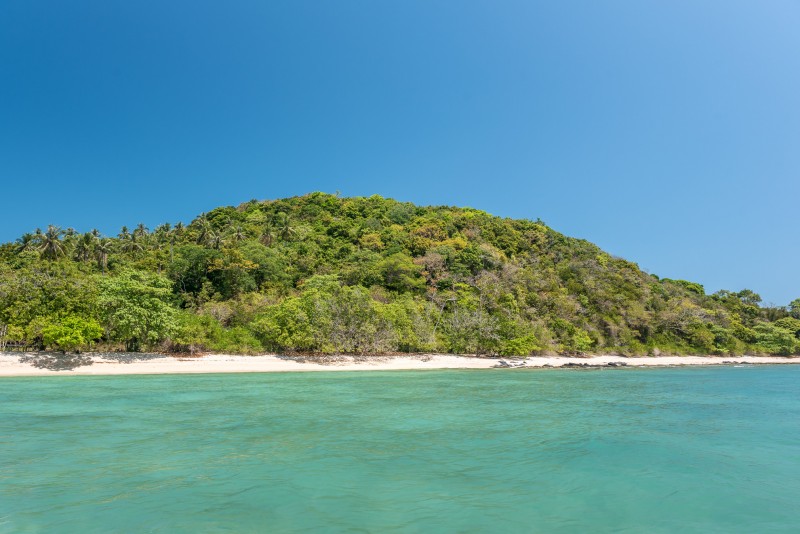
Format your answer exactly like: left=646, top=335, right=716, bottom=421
left=1, top=192, right=798, bottom=356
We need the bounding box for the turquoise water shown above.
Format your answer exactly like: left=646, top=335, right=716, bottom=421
left=1, top=367, right=799, bottom=533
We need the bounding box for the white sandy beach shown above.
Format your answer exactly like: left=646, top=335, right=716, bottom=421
left=0, top=352, right=796, bottom=376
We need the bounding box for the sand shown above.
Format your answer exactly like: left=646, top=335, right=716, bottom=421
left=0, top=352, right=797, bottom=377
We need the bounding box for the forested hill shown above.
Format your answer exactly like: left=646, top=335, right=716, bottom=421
left=1, top=192, right=798, bottom=356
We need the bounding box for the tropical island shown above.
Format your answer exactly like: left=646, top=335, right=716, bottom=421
left=1, top=192, right=799, bottom=364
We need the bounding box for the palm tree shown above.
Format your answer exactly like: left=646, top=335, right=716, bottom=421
left=274, top=213, right=295, bottom=241
left=208, top=230, right=224, bottom=250
left=118, top=226, right=131, bottom=241
left=121, top=238, right=144, bottom=255
left=39, top=225, right=65, bottom=260
left=129, top=223, right=148, bottom=251
left=194, top=215, right=213, bottom=245
left=154, top=223, right=171, bottom=240
left=133, top=223, right=149, bottom=240
left=74, top=232, right=95, bottom=262
left=166, top=230, right=178, bottom=264
left=15, top=232, right=39, bottom=254
left=229, top=225, right=247, bottom=242
left=259, top=224, right=275, bottom=246
left=161, top=222, right=184, bottom=264
left=95, top=238, right=112, bottom=274
left=149, top=224, right=169, bottom=253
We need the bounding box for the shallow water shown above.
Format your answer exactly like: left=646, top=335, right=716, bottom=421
left=1, top=366, right=799, bottom=532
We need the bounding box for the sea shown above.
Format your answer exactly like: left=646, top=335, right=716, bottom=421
left=1, top=366, right=799, bottom=533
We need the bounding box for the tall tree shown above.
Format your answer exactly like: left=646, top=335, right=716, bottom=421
left=209, top=231, right=224, bottom=250
left=274, top=213, right=295, bottom=241
left=121, top=238, right=144, bottom=255
left=194, top=216, right=214, bottom=246
left=133, top=223, right=150, bottom=241
left=95, top=238, right=112, bottom=274
left=74, top=232, right=96, bottom=263
left=229, top=225, right=247, bottom=242
left=15, top=233, right=38, bottom=254
left=38, top=225, right=65, bottom=260
left=259, top=224, right=275, bottom=246
left=790, top=299, right=800, bottom=320
left=98, top=270, right=177, bottom=351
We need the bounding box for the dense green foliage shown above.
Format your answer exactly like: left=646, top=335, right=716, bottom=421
left=1, top=193, right=797, bottom=356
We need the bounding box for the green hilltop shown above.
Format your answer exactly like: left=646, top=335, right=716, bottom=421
left=1, top=192, right=798, bottom=356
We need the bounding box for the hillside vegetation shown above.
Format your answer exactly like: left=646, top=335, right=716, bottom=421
left=1, top=192, right=798, bottom=356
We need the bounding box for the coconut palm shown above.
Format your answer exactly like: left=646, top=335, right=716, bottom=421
left=208, top=230, right=224, bottom=250
left=38, top=225, right=66, bottom=260
left=15, top=232, right=39, bottom=254
left=121, top=238, right=144, bottom=255
left=134, top=223, right=149, bottom=240
left=74, top=232, right=96, bottom=262
left=275, top=213, right=295, bottom=241
left=154, top=223, right=171, bottom=238
left=194, top=215, right=214, bottom=246
left=95, top=238, right=112, bottom=274
left=229, top=225, right=247, bottom=242
left=259, top=224, right=275, bottom=246
left=151, top=224, right=171, bottom=252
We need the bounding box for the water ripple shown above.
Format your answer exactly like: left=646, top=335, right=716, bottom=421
left=1, top=367, right=799, bottom=532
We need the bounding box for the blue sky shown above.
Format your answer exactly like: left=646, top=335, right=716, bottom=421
left=1, top=1, right=798, bottom=304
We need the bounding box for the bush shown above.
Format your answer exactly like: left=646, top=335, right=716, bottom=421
left=209, top=326, right=263, bottom=355
left=754, top=323, right=799, bottom=355
left=499, top=334, right=541, bottom=357
left=41, top=316, right=103, bottom=352
left=169, top=312, right=214, bottom=354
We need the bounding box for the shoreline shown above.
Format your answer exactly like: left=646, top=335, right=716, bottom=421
left=0, top=352, right=797, bottom=377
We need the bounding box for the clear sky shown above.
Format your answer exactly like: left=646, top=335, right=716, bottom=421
left=1, top=1, right=798, bottom=304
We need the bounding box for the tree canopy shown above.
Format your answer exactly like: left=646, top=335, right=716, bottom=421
left=0, top=192, right=796, bottom=356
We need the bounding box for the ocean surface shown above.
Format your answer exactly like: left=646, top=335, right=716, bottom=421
left=1, top=366, right=799, bottom=533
